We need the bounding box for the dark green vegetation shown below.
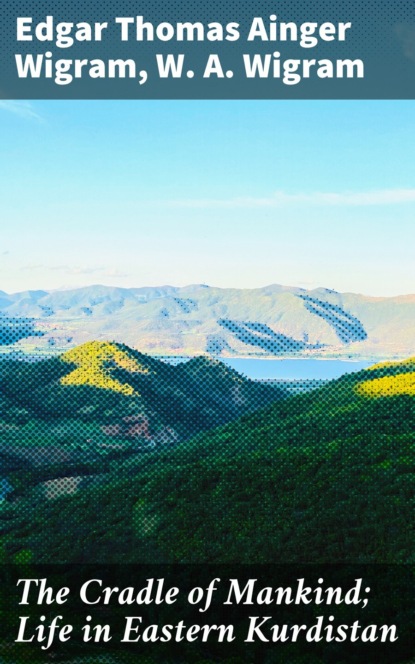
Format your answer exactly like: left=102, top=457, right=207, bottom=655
left=0, top=347, right=413, bottom=565
left=0, top=349, right=414, bottom=663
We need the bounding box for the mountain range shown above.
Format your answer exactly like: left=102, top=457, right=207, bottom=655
left=1, top=283, right=415, bottom=360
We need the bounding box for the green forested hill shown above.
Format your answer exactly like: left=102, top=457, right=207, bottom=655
left=0, top=341, right=284, bottom=444
left=1, top=356, right=414, bottom=565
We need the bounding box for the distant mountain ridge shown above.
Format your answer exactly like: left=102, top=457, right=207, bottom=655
left=1, top=283, right=415, bottom=360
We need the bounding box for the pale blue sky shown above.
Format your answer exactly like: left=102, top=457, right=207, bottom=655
left=0, top=100, right=414, bottom=296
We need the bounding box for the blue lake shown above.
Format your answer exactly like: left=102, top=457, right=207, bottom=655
left=222, top=359, right=372, bottom=381
left=162, top=357, right=372, bottom=381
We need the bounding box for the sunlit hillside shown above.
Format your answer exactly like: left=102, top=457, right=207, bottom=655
left=356, top=356, right=415, bottom=397
left=60, top=340, right=149, bottom=395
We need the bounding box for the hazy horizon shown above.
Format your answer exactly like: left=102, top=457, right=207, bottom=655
left=2, top=280, right=415, bottom=300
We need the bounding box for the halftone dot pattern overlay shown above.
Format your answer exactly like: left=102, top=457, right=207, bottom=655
left=0, top=292, right=414, bottom=660
left=1, top=0, right=415, bottom=98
